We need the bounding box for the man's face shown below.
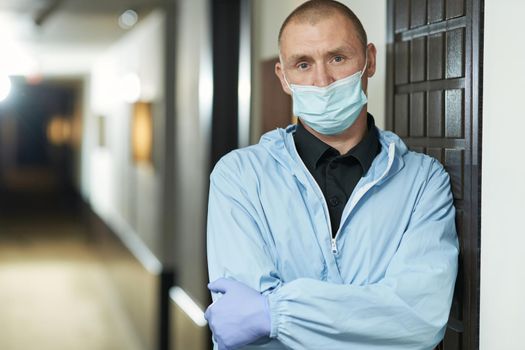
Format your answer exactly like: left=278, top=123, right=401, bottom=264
left=275, top=13, right=376, bottom=94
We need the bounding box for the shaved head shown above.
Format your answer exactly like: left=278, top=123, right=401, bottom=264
left=278, top=0, right=367, bottom=51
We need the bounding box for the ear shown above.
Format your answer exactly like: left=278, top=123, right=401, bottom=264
left=365, top=43, right=377, bottom=78
left=275, top=60, right=292, bottom=96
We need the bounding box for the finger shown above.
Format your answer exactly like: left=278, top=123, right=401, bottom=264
left=217, top=338, right=229, bottom=350
left=207, top=278, right=233, bottom=293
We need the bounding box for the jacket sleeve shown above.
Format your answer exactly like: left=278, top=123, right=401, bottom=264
left=207, top=156, right=282, bottom=299
left=266, top=161, right=459, bottom=350
left=207, top=156, right=286, bottom=349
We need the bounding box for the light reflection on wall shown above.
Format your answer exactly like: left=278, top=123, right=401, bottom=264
left=0, top=74, right=11, bottom=102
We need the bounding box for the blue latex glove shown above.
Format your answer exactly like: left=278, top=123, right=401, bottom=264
left=205, top=278, right=271, bottom=350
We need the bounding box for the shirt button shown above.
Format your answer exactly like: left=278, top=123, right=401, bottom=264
left=329, top=196, right=340, bottom=207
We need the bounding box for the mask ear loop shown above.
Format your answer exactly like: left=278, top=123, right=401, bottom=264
left=283, top=74, right=293, bottom=92
left=360, top=49, right=369, bottom=78
left=279, top=54, right=294, bottom=92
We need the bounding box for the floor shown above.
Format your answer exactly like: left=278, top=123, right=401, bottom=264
left=0, top=190, right=143, bottom=350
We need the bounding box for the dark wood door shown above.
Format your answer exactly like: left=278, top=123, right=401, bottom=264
left=386, top=0, right=483, bottom=349
left=260, top=57, right=293, bottom=134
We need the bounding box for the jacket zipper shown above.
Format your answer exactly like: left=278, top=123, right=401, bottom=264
left=335, top=142, right=397, bottom=239
left=331, top=238, right=338, bottom=254
left=292, top=140, right=396, bottom=256
left=291, top=143, right=339, bottom=254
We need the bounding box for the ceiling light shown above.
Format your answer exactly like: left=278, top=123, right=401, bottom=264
left=118, top=9, right=139, bottom=30
left=0, top=37, right=38, bottom=77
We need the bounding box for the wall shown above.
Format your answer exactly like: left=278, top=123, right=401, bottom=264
left=480, top=1, right=525, bottom=349
left=81, top=10, right=166, bottom=268
left=172, top=0, right=212, bottom=312
left=78, top=11, right=169, bottom=349
left=170, top=0, right=213, bottom=347
left=251, top=0, right=387, bottom=142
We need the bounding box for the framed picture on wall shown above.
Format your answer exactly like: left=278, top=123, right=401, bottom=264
left=131, top=101, right=153, bottom=165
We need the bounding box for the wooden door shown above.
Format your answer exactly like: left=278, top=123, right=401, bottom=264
left=260, top=57, right=293, bottom=134
left=386, top=0, right=483, bottom=349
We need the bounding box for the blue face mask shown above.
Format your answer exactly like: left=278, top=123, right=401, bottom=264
left=284, top=56, right=368, bottom=136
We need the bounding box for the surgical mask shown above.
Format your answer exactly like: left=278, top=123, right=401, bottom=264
left=283, top=56, right=368, bottom=136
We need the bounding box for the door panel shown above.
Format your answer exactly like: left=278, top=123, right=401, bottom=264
left=387, top=0, right=483, bottom=349
left=260, top=58, right=293, bottom=134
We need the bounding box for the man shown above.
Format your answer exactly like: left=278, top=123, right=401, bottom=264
left=204, top=1, right=459, bottom=349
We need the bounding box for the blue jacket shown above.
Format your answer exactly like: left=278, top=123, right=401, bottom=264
left=207, top=125, right=459, bottom=350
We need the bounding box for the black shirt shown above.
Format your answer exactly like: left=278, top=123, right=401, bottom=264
left=294, top=114, right=381, bottom=237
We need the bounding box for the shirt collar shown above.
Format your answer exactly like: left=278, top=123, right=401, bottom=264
left=294, top=113, right=380, bottom=173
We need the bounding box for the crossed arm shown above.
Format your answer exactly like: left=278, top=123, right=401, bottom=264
left=205, top=157, right=459, bottom=350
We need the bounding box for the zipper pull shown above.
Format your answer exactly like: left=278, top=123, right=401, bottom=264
left=331, top=238, right=338, bottom=254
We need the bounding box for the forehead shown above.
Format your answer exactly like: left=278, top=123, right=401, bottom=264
left=280, top=13, right=361, bottom=59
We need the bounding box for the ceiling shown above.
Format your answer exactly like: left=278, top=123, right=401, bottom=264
left=0, top=0, right=162, bottom=14
left=0, top=0, right=164, bottom=76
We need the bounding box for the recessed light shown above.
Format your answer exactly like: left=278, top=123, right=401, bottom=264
left=118, top=9, right=139, bottom=30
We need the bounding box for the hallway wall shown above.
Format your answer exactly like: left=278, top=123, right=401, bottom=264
left=80, top=10, right=166, bottom=265
left=480, top=1, right=525, bottom=349
left=78, top=10, right=169, bottom=349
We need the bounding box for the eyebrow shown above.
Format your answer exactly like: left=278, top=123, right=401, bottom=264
left=285, top=46, right=358, bottom=64
left=287, top=54, right=311, bottom=63
left=326, top=46, right=357, bottom=56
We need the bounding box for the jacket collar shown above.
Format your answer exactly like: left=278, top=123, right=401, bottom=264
left=293, top=114, right=380, bottom=175
left=260, top=123, right=406, bottom=192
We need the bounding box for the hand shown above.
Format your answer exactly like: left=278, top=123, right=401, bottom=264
left=205, top=278, right=271, bottom=350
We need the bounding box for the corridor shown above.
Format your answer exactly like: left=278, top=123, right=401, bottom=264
left=0, top=190, right=142, bottom=350
left=1, top=0, right=522, bottom=349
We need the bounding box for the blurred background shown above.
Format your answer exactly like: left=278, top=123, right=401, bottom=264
left=0, top=0, right=522, bottom=349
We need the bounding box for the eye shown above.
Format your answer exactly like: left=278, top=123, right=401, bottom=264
left=332, top=55, right=345, bottom=63
left=297, top=62, right=309, bottom=70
